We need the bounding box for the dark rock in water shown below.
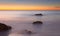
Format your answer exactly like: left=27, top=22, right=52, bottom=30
left=33, top=21, right=43, bottom=24
left=27, top=31, right=32, bottom=34
left=35, top=13, right=43, bottom=16
left=0, top=23, right=12, bottom=31
left=24, top=30, right=33, bottom=34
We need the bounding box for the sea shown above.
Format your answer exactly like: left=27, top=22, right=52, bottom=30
left=0, top=11, right=60, bottom=36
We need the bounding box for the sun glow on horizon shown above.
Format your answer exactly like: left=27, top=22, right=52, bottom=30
left=0, top=4, right=60, bottom=10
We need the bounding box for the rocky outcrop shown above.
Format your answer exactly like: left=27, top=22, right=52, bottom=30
left=0, top=23, right=12, bottom=31
left=35, top=13, right=43, bottom=16
left=33, top=21, right=43, bottom=24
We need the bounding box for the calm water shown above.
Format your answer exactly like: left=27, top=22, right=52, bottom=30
left=0, top=11, right=60, bottom=36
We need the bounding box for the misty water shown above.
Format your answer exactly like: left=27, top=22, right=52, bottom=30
left=0, top=11, right=60, bottom=36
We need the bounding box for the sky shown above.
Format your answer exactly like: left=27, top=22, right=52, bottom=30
left=0, top=0, right=60, bottom=10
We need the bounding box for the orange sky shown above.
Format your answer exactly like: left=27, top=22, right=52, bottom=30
left=0, top=4, right=60, bottom=10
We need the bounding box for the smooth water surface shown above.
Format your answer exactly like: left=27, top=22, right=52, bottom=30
left=0, top=11, right=60, bottom=36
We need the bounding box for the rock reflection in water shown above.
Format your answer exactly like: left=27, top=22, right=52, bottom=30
left=33, top=23, right=43, bottom=33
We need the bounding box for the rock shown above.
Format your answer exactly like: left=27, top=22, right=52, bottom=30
left=33, top=21, right=43, bottom=24
left=27, top=31, right=32, bottom=34
left=0, top=23, right=12, bottom=31
left=35, top=13, right=43, bottom=16
left=24, top=30, right=33, bottom=34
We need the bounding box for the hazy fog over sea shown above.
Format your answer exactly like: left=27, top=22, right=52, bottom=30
left=0, top=11, right=60, bottom=36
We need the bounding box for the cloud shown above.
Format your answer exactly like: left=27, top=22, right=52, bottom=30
left=0, top=0, right=60, bottom=6
left=55, top=6, right=60, bottom=8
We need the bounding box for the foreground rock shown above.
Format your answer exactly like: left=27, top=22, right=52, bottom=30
left=26, top=31, right=32, bottom=34
left=0, top=23, right=12, bottom=31
left=33, top=21, right=43, bottom=24
left=35, top=13, right=43, bottom=16
left=24, top=30, right=36, bottom=34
